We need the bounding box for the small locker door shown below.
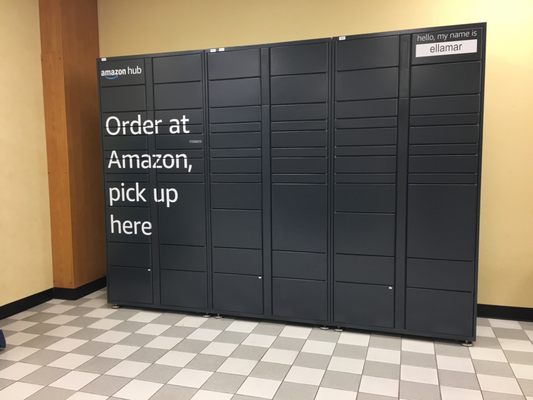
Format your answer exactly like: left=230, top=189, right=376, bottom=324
left=208, top=48, right=264, bottom=316
left=153, top=53, right=209, bottom=312
left=100, top=58, right=153, bottom=306
left=405, top=27, right=483, bottom=339
left=270, top=41, right=330, bottom=323
left=333, top=36, right=400, bottom=328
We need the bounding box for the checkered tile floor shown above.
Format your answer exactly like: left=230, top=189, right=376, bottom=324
left=0, top=289, right=532, bottom=400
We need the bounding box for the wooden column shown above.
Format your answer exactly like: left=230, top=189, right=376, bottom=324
left=39, top=0, right=104, bottom=291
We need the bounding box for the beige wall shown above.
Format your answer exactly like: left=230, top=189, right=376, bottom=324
left=0, top=0, right=53, bottom=305
left=98, top=0, right=533, bottom=308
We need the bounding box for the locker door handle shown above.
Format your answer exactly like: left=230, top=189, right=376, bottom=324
left=147, top=269, right=151, bottom=272
left=388, top=286, right=393, bottom=290
left=258, top=276, right=262, bottom=280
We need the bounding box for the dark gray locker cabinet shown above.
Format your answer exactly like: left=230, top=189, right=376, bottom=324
left=333, top=35, right=399, bottom=328
left=99, top=23, right=485, bottom=342
left=208, top=48, right=264, bottom=316
left=270, top=41, right=330, bottom=323
left=100, top=58, right=154, bottom=306
left=405, top=28, right=483, bottom=339
left=153, top=52, right=209, bottom=312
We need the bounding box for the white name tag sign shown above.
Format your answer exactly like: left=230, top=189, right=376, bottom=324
left=416, top=39, right=477, bottom=57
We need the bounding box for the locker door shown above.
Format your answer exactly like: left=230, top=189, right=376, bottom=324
left=208, top=48, right=264, bottom=316
left=270, top=41, right=329, bottom=323
left=333, top=36, right=400, bottom=328
left=405, top=27, right=483, bottom=340
left=100, top=58, right=154, bottom=306
left=153, top=53, right=209, bottom=312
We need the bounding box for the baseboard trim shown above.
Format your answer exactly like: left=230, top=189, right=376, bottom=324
left=0, top=289, right=53, bottom=320
left=478, top=304, right=533, bottom=322
left=0, top=277, right=106, bottom=320
left=53, top=277, right=107, bottom=301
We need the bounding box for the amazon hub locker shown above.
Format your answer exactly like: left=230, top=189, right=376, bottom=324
left=98, top=23, right=485, bottom=342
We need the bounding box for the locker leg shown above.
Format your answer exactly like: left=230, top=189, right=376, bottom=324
left=320, top=326, right=329, bottom=330
left=203, top=314, right=210, bottom=318
left=461, top=340, right=473, bottom=347
left=111, top=304, right=120, bottom=309
left=215, top=314, right=222, bottom=319
left=334, top=327, right=343, bottom=332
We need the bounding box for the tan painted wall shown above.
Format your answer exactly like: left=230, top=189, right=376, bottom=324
left=0, top=0, right=53, bottom=306
left=98, top=0, right=533, bottom=308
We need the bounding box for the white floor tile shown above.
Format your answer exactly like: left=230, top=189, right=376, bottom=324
left=401, top=365, right=438, bottom=385
left=88, top=318, right=122, bottom=330
left=315, top=387, right=357, bottom=400
left=106, top=360, right=150, bottom=378
left=128, top=312, right=161, bottom=323
left=0, top=362, right=41, bottom=380
left=113, top=379, right=163, bottom=400
left=488, top=319, right=522, bottom=329
left=168, top=368, right=213, bottom=388
left=155, top=350, right=196, bottom=367
left=50, top=370, right=99, bottom=390
left=217, top=357, right=257, bottom=375
left=477, top=373, right=522, bottom=395
left=79, top=299, right=107, bottom=308
left=401, top=338, right=435, bottom=354
left=476, top=326, right=496, bottom=338
left=44, top=315, right=78, bottom=325
left=441, top=386, right=483, bottom=400
left=328, top=356, right=364, bottom=374
left=42, top=304, right=75, bottom=314
left=84, top=308, right=117, bottom=319
left=499, top=338, right=533, bottom=352
left=237, top=377, right=282, bottom=399
left=187, top=328, right=222, bottom=342
left=176, top=316, right=207, bottom=327
left=301, top=340, right=336, bottom=355
left=261, top=348, right=298, bottom=365
left=469, top=347, right=507, bottom=362
left=135, top=323, right=171, bottom=336
left=510, top=363, right=533, bottom=379
left=436, top=354, right=475, bottom=373
left=338, top=331, right=370, bottom=347
left=46, top=338, right=87, bottom=352
left=366, top=347, right=401, bottom=364
left=242, top=333, right=276, bottom=348
left=1, top=321, right=37, bottom=332
left=190, top=389, right=233, bottom=400
left=279, top=326, right=311, bottom=340
left=145, top=336, right=182, bottom=350
left=0, top=382, right=42, bottom=400
left=0, top=346, right=39, bottom=361
left=49, top=353, right=93, bottom=369
left=67, top=392, right=108, bottom=400
left=5, top=332, right=38, bottom=346
left=93, top=330, right=131, bottom=344
left=359, top=375, right=399, bottom=397
left=10, top=311, right=37, bottom=320
left=45, top=325, right=82, bottom=338
left=285, top=365, right=324, bottom=385
left=98, top=344, right=139, bottom=359
left=201, top=342, right=237, bottom=357
left=226, top=320, right=258, bottom=333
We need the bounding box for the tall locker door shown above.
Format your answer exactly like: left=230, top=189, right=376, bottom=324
left=333, top=36, right=400, bottom=328
left=207, top=48, right=264, bottom=316
left=405, top=27, right=484, bottom=340
left=100, top=58, right=154, bottom=306
left=153, top=52, right=208, bottom=312
left=270, top=41, right=330, bottom=323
